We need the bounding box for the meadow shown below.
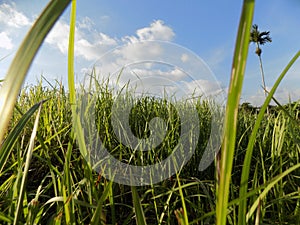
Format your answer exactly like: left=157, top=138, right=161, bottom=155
left=0, top=0, right=300, bottom=224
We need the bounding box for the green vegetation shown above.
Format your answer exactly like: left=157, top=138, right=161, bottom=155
left=0, top=0, right=299, bottom=224
left=0, top=79, right=300, bottom=224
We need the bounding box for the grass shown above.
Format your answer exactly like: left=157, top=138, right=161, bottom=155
left=0, top=78, right=299, bottom=224
left=0, top=0, right=300, bottom=224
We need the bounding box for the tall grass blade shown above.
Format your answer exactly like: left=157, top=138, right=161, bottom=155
left=60, top=1, right=77, bottom=224
left=68, top=0, right=88, bottom=159
left=0, top=101, right=44, bottom=173
left=13, top=102, right=43, bottom=225
left=131, top=186, right=147, bottom=225
left=68, top=0, right=76, bottom=106
left=238, top=50, right=300, bottom=225
left=216, top=1, right=255, bottom=224
left=0, top=0, right=71, bottom=144
left=176, top=174, right=189, bottom=225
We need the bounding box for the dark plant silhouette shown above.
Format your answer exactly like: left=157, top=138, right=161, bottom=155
left=250, top=24, right=272, bottom=104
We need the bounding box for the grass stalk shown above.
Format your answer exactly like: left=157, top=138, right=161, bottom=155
left=131, top=186, right=147, bottom=225
left=216, top=1, right=255, bottom=224
left=13, top=102, right=43, bottom=225
left=0, top=101, right=44, bottom=174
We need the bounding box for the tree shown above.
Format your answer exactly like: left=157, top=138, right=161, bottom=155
left=250, top=24, right=272, bottom=104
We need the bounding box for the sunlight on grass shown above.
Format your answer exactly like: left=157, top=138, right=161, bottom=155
left=0, top=0, right=299, bottom=224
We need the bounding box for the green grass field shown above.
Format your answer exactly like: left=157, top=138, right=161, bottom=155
left=0, top=79, right=300, bottom=224
left=0, top=0, right=300, bottom=224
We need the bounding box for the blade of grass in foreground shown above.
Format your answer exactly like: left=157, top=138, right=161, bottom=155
left=0, top=101, right=45, bottom=174
left=216, top=1, right=255, bottom=225
left=0, top=0, right=71, bottom=144
left=62, top=1, right=77, bottom=224
left=67, top=0, right=88, bottom=159
left=238, top=50, right=300, bottom=225
left=131, top=186, right=147, bottom=225
left=13, top=102, right=43, bottom=225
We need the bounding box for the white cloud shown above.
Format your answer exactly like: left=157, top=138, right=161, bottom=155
left=136, top=20, right=175, bottom=41
left=0, top=3, right=30, bottom=28
left=95, top=33, right=117, bottom=46
left=45, top=18, right=175, bottom=63
left=45, top=19, right=118, bottom=61
left=45, top=21, right=70, bottom=54
left=0, top=32, right=13, bottom=49
left=128, top=67, right=186, bottom=81
left=181, top=53, right=189, bottom=62
left=77, top=16, right=95, bottom=31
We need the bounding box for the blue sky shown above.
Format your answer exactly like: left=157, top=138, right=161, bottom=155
left=0, top=0, right=299, bottom=106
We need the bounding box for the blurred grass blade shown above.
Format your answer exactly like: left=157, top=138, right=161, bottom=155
left=0, top=0, right=71, bottom=144
left=13, top=102, right=43, bottom=225
left=216, top=1, right=255, bottom=225
left=90, top=181, right=113, bottom=225
left=0, top=101, right=45, bottom=174
left=0, top=212, right=13, bottom=224
left=131, top=186, right=147, bottom=225
left=68, top=0, right=76, bottom=106
left=238, top=50, right=300, bottom=225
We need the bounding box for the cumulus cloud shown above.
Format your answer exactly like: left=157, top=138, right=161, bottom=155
left=136, top=20, right=175, bottom=41
left=0, top=3, right=30, bottom=28
left=0, top=32, right=13, bottom=49
left=45, top=18, right=175, bottom=63
left=45, top=19, right=118, bottom=61
left=123, top=20, right=175, bottom=44
left=45, top=21, right=70, bottom=54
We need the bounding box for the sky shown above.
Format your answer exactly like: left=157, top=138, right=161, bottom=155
left=0, top=0, right=299, bottom=106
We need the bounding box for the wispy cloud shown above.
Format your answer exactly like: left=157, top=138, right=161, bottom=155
left=0, top=32, right=13, bottom=50
left=0, top=3, right=30, bottom=28
left=136, top=20, right=175, bottom=41
left=0, top=2, right=31, bottom=51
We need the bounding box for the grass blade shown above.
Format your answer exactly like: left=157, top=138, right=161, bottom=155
left=67, top=0, right=88, bottom=159
left=238, top=50, right=300, bottom=225
left=13, top=102, right=43, bottom=225
left=0, top=101, right=44, bottom=174
left=246, top=163, right=300, bottom=221
left=68, top=0, right=76, bottom=106
left=60, top=1, right=77, bottom=224
left=216, top=1, right=255, bottom=224
left=176, top=173, right=189, bottom=225
left=131, top=186, right=147, bottom=225
left=90, top=181, right=113, bottom=225
left=0, top=0, right=71, bottom=144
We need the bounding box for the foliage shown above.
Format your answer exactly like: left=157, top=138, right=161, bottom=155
left=0, top=0, right=299, bottom=224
